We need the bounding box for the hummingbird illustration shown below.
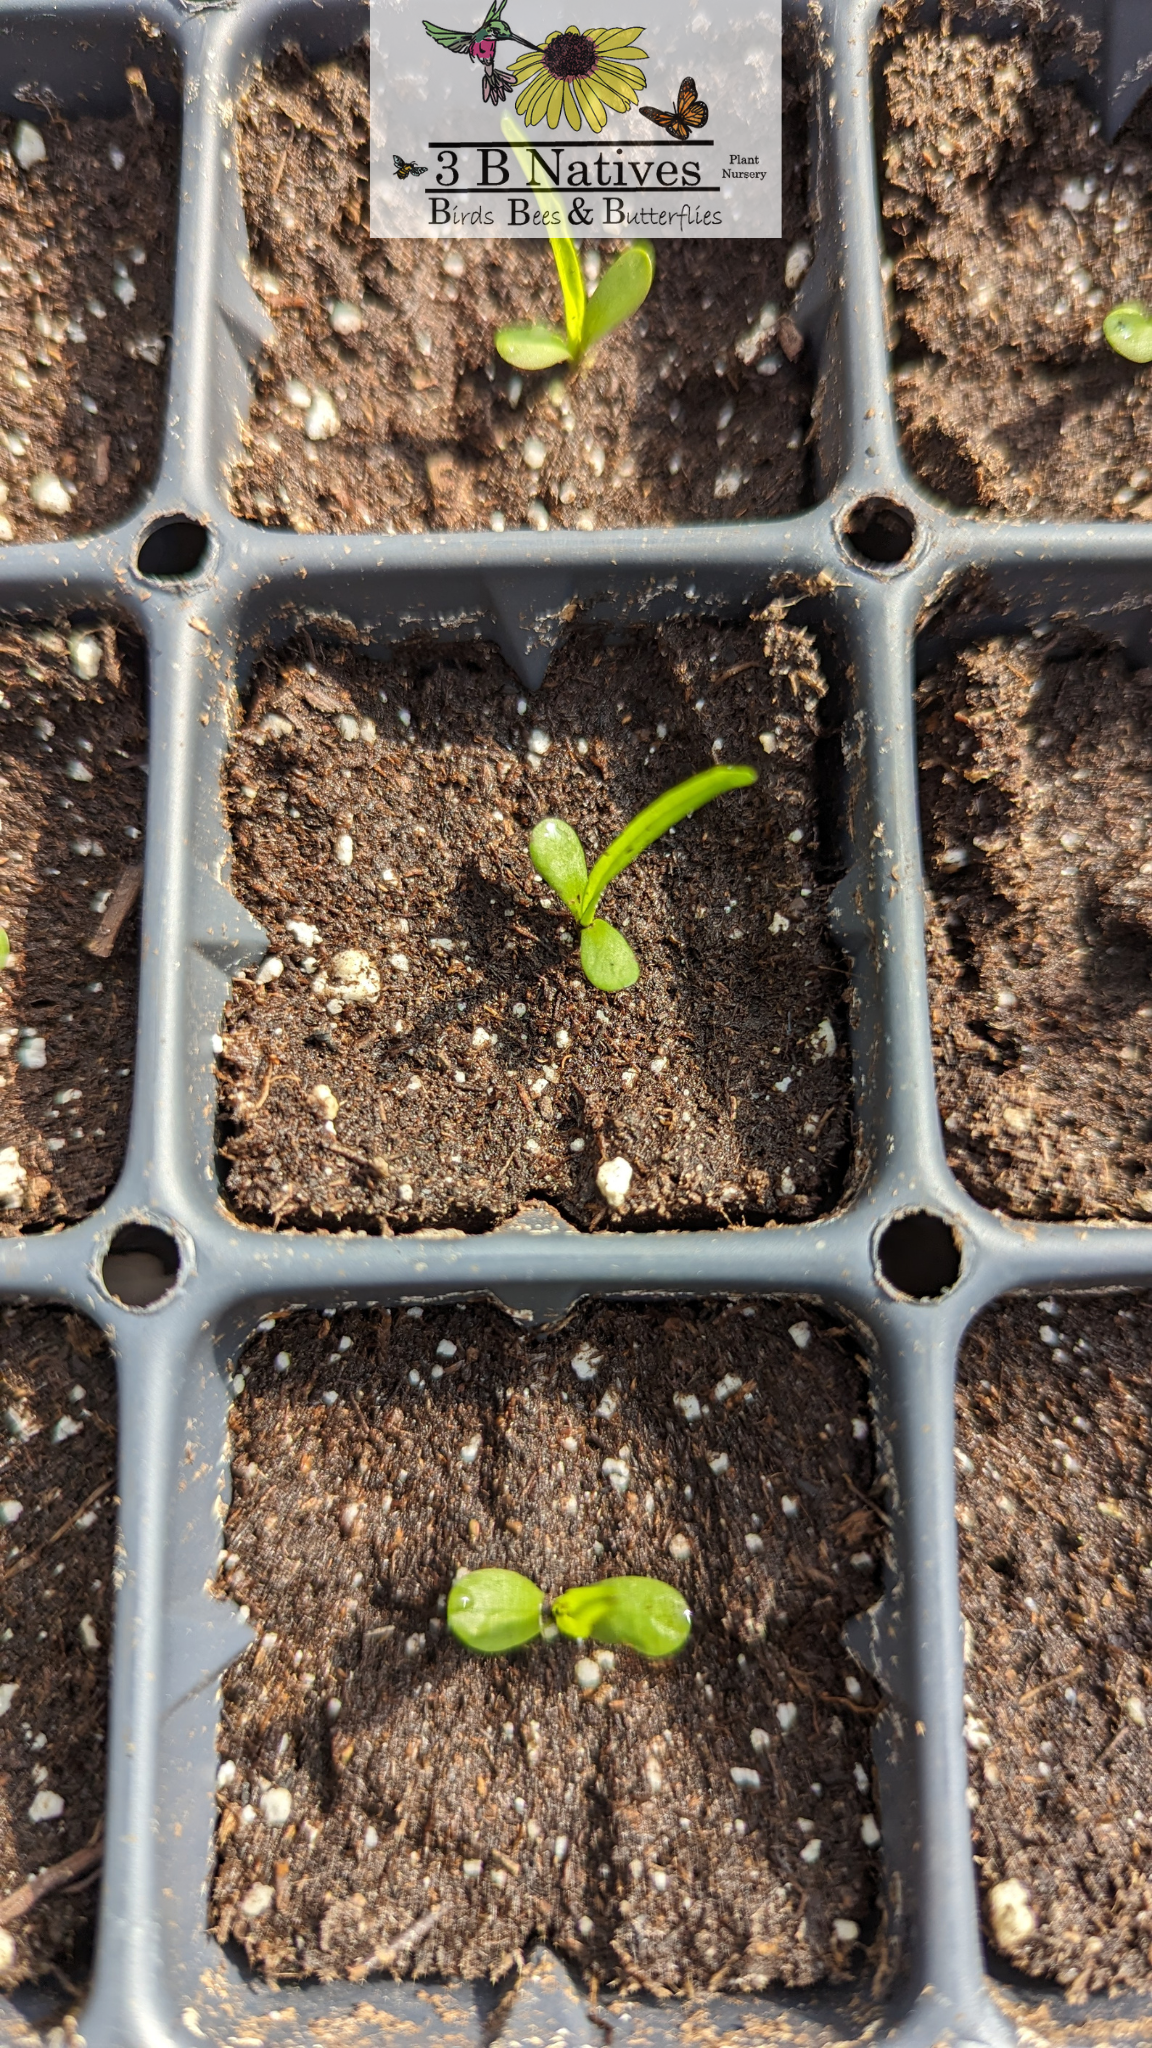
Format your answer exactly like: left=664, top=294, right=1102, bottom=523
left=423, top=0, right=539, bottom=105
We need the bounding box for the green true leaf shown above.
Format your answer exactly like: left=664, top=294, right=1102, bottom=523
left=580, top=764, right=758, bottom=924
left=495, top=324, right=575, bottom=371
left=552, top=1576, right=691, bottom=1659
left=0, top=927, right=8, bottom=973
left=551, top=222, right=587, bottom=357
left=580, top=917, right=639, bottom=991
left=447, top=1568, right=544, bottom=1654
left=580, top=242, right=655, bottom=356
left=500, top=115, right=585, bottom=354
left=1104, top=302, right=1152, bottom=364
left=529, top=817, right=588, bottom=914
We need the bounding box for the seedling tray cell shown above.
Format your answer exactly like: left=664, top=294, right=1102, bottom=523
left=212, top=1300, right=883, bottom=1992
left=0, top=1307, right=117, bottom=2002
left=4, top=1, right=1152, bottom=2045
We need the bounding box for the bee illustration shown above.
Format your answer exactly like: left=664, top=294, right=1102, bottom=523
left=639, top=76, right=708, bottom=141
left=393, top=153, right=430, bottom=179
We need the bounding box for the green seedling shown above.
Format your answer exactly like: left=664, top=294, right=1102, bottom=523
left=0, top=928, right=8, bottom=972
left=447, top=1567, right=690, bottom=1658
left=530, top=762, right=758, bottom=991
left=495, top=118, right=654, bottom=371
left=1104, top=302, right=1152, bottom=364
left=552, top=1575, right=691, bottom=1658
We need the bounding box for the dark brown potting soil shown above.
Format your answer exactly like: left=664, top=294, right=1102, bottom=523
left=211, top=1298, right=884, bottom=1992
left=958, top=1293, right=1152, bottom=1996
left=0, top=624, right=145, bottom=1235
left=883, top=19, right=1152, bottom=519
left=0, top=107, right=177, bottom=543
left=919, top=625, right=1152, bottom=1220
left=230, top=42, right=814, bottom=537
left=218, top=618, right=850, bottom=1233
left=0, top=1307, right=117, bottom=1994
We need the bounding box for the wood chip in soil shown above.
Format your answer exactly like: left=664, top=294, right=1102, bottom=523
left=211, top=1299, right=884, bottom=1992
left=0, top=623, right=146, bottom=1234
left=0, top=105, right=177, bottom=543
left=958, top=1293, right=1152, bottom=1997
left=218, top=617, right=850, bottom=1233
left=229, top=41, right=814, bottom=537
left=882, top=12, right=1152, bottom=519
left=919, top=624, right=1152, bottom=1220
left=0, top=1307, right=117, bottom=1994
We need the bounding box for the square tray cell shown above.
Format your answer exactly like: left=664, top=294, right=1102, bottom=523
left=0, top=1306, right=117, bottom=2002
left=882, top=15, right=1152, bottom=519
left=211, top=1298, right=883, bottom=1993
left=956, top=1291, right=1152, bottom=1998
left=217, top=616, right=851, bottom=1233
left=0, top=95, right=178, bottom=544
left=918, top=620, right=1152, bottom=1220
left=0, top=620, right=145, bottom=1235
left=229, top=39, right=815, bottom=537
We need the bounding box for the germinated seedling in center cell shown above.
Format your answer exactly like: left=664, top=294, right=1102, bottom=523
left=530, top=763, right=757, bottom=991
left=447, top=1567, right=691, bottom=1657
left=495, top=117, right=654, bottom=371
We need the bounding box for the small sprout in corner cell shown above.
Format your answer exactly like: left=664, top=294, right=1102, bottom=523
left=0, top=928, right=8, bottom=972
left=495, top=120, right=654, bottom=372
left=1104, top=302, right=1152, bottom=364
left=531, top=764, right=757, bottom=990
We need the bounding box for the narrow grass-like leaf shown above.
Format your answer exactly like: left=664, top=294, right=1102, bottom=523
left=580, top=764, right=757, bottom=924
left=0, top=927, right=8, bottom=972
left=447, top=1568, right=544, bottom=1654
left=501, top=114, right=585, bottom=353
left=551, top=226, right=586, bottom=357
left=495, top=324, right=574, bottom=371
left=530, top=817, right=587, bottom=913
left=1104, top=302, right=1152, bottom=364
left=580, top=917, right=639, bottom=991
left=581, top=242, right=655, bottom=355
left=552, top=1576, right=691, bottom=1658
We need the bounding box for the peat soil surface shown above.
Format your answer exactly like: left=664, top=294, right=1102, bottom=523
left=0, top=105, right=177, bottom=543
left=958, top=1293, right=1152, bottom=1996
left=0, top=1307, right=117, bottom=1995
left=0, top=623, right=145, bottom=1235
left=211, top=1298, right=885, bottom=1991
left=883, top=16, right=1152, bottom=519
left=919, top=625, right=1152, bottom=1219
left=218, top=618, right=851, bottom=1233
left=231, top=42, right=814, bottom=536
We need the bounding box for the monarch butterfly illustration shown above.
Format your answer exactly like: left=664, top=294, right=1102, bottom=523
left=639, top=76, right=708, bottom=141
left=393, top=153, right=430, bottom=179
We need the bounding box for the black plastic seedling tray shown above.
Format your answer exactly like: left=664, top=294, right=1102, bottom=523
left=4, top=0, right=1152, bottom=2042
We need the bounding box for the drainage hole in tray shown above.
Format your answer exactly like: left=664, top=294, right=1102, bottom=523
left=841, top=497, right=916, bottom=566
left=103, top=1222, right=181, bottom=1306
left=876, top=1210, right=960, bottom=1299
left=136, top=517, right=211, bottom=579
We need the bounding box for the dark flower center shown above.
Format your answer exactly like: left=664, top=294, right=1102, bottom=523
left=543, top=31, right=598, bottom=79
